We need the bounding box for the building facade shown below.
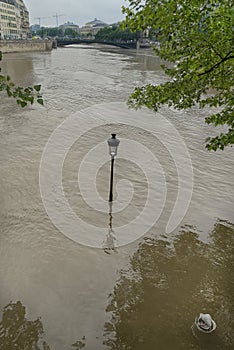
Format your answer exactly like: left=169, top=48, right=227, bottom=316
left=59, top=21, right=79, bottom=34
left=0, top=0, right=29, bottom=39
left=15, top=0, right=29, bottom=38
left=80, top=18, right=108, bottom=38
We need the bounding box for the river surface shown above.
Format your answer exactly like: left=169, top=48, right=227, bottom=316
left=0, top=45, right=233, bottom=349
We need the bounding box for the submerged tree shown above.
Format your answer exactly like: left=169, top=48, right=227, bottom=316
left=0, top=51, right=43, bottom=107
left=122, top=1, right=234, bottom=150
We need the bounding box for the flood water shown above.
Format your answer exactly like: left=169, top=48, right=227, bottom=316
left=0, top=45, right=233, bottom=349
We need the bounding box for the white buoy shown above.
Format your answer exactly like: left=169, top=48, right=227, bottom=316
left=191, top=313, right=216, bottom=338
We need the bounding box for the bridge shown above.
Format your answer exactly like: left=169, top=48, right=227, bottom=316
left=56, top=39, right=137, bottom=49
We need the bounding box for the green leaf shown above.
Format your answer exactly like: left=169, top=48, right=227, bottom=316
left=17, top=100, right=27, bottom=107
left=34, top=84, right=41, bottom=92
left=37, top=98, right=44, bottom=105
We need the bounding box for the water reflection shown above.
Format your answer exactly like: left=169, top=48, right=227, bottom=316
left=0, top=46, right=233, bottom=349
left=0, top=301, right=50, bottom=350
left=0, top=302, right=88, bottom=350
left=1, top=53, right=36, bottom=86
left=104, top=221, right=234, bottom=350
left=103, top=203, right=118, bottom=254
left=70, top=337, right=86, bottom=350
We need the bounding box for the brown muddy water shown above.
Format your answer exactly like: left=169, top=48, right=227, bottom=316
left=0, top=45, right=233, bottom=349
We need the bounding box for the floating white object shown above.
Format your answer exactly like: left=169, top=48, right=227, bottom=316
left=193, top=313, right=217, bottom=334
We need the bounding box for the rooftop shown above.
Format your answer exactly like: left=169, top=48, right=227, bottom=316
left=85, top=18, right=108, bottom=27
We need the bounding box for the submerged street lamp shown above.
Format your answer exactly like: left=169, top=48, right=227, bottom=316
left=107, top=134, right=120, bottom=202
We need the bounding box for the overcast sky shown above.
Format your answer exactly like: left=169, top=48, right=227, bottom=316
left=25, top=0, right=127, bottom=27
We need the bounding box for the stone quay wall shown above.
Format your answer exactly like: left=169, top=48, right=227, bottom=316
left=0, top=40, right=54, bottom=53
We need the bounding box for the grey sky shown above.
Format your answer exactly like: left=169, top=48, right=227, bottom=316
left=25, top=0, right=126, bottom=27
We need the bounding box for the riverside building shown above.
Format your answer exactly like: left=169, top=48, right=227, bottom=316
left=79, top=18, right=108, bottom=38
left=0, top=0, right=29, bottom=39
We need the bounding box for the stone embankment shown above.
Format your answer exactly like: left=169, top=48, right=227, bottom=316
left=0, top=40, right=54, bottom=53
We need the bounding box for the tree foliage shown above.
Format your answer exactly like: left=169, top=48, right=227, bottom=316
left=122, top=0, right=234, bottom=150
left=95, top=25, right=140, bottom=42
left=0, top=51, right=43, bottom=107
left=64, top=28, right=79, bottom=38
left=36, top=27, right=63, bottom=38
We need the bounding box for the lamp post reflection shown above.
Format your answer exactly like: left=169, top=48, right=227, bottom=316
left=103, top=202, right=117, bottom=254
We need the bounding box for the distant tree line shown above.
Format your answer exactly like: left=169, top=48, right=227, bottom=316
left=32, top=25, right=141, bottom=42
left=33, top=27, right=79, bottom=38
left=95, top=25, right=141, bottom=42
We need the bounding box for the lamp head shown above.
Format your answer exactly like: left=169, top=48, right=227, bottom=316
left=107, top=134, right=120, bottom=157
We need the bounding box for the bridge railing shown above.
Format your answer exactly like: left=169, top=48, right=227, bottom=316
left=56, top=38, right=137, bottom=49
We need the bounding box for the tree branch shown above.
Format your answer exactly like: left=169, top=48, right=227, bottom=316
left=198, top=53, right=234, bottom=76
left=203, top=38, right=224, bottom=60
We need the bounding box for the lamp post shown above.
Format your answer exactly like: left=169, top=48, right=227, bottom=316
left=107, top=134, right=120, bottom=202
